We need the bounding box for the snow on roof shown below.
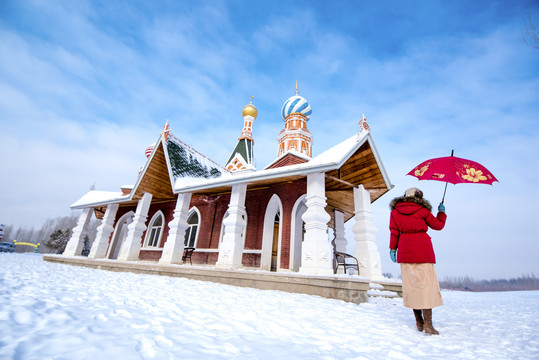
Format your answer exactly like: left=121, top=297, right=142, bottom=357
left=71, top=190, right=129, bottom=209
left=175, top=130, right=381, bottom=193
left=308, top=131, right=366, bottom=167
left=165, top=134, right=228, bottom=185
left=70, top=132, right=231, bottom=209
left=70, top=129, right=390, bottom=208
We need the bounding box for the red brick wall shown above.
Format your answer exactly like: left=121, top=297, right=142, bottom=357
left=139, top=250, right=162, bottom=261
left=190, top=194, right=231, bottom=250
left=109, top=178, right=306, bottom=269
left=242, top=253, right=261, bottom=267
left=115, top=206, right=136, bottom=226
left=266, top=153, right=309, bottom=169
left=182, top=179, right=306, bottom=268
left=275, top=179, right=306, bottom=269
left=242, top=179, right=307, bottom=269
left=138, top=200, right=176, bottom=261
left=189, top=251, right=216, bottom=264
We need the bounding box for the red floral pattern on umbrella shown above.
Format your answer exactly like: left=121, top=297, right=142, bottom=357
left=407, top=152, right=498, bottom=202
left=408, top=156, right=498, bottom=185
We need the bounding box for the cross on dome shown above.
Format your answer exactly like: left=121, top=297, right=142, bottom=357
left=277, top=82, right=313, bottom=158
left=242, top=95, right=258, bottom=118
left=281, top=82, right=312, bottom=121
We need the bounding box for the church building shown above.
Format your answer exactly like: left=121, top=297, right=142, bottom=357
left=63, top=86, right=393, bottom=279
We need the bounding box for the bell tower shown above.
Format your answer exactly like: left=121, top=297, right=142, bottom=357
left=277, top=82, right=313, bottom=158
left=225, top=97, right=257, bottom=172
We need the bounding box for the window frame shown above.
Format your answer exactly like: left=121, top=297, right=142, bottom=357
left=184, top=208, right=201, bottom=248
left=143, top=210, right=165, bottom=249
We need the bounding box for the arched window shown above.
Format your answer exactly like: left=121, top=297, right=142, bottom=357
left=184, top=209, right=200, bottom=248
left=144, top=211, right=164, bottom=248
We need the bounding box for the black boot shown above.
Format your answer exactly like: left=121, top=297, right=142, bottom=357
left=413, top=309, right=424, bottom=332
left=423, top=309, right=439, bottom=335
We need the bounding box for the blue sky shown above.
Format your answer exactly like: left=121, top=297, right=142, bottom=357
left=1, top=0, right=538, bottom=279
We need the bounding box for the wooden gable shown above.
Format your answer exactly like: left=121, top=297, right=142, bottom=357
left=325, top=140, right=391, bottom=224
left=132, top=141, right=175, bottom=201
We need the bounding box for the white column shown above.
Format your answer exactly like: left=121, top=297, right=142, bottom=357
left=216, top=183, right=247, bottom=269
left=352, top=185, right=383, bottom=280
left=333, top=210, right=348, bottom=275
left=88, top=203, right=118, bottom=259
left=333, top=210, right=347, bottom=253
left=159, top=193, right=192, bottom=265
left=117, top=192, right=153, bottom=262
left=63, top=207, right=93, bottom=256
left=299, top=172, right=333, bottom=275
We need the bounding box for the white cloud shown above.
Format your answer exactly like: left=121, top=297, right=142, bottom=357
left=0, top=0, right=537, bottom=278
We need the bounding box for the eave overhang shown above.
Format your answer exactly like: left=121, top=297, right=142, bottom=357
left=174, top=131, right=393, bottom=200
left=70, top=191, right=133, bottom=210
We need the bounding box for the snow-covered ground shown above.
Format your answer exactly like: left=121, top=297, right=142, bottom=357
left=1, top=254, right=538, bottom=360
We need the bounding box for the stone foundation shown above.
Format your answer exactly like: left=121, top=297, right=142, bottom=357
left=42, top=254, right=393, bottom=304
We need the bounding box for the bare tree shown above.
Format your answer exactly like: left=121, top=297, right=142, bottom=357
left=3, top=211, right=100, bottom=253
left=522, top=15, right=539, bottom=49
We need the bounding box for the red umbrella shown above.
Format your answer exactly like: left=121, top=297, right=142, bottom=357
left=407, top=150, right=498, bottom=203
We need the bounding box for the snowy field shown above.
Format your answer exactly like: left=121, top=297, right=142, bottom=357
left=1, top=254, right=538, bottom=360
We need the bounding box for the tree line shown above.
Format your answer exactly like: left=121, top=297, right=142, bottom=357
left=439, top=274, right=539, bottom=292
left=384, top=272, right=539, bottom=292
left=2, top=212, right=100, bottom=254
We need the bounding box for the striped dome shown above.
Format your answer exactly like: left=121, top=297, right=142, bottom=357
left=281, top=95, right=312, bottom=121
left=145, top=144, right=155, bottom=158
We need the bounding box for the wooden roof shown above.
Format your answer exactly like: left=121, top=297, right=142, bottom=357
left=325, top=141, right=390, bottom=224
left=132, top=141, right=175, bottom=201
left=76, top=130, right=391, bottom=226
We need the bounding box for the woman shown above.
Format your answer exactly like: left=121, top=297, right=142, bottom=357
left=389, top=187, right=447, bottom=335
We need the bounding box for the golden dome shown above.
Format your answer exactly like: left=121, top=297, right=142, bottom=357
left=242, top=95, right=258, bottom=118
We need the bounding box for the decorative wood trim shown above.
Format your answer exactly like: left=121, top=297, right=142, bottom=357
left=325, top=174, right=356, bottom=188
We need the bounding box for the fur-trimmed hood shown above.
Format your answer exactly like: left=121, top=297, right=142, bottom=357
left=390, top=195, right=432, bottom=211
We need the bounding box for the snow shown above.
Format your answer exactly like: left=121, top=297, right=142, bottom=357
left=165, top=135, right=228, bottom=184
left=174, top=131, right=381, bottom=194
left=1, top=254, right=538, bottom=360
left=68, top=130, right=387, bottom=209
left=70, top=190, right=129, bottom=209
left=306, top=130, right=366, bottom=167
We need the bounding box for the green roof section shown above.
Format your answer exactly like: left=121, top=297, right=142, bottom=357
left=226, top=138, right=254, bottom=168
left=166, top=135, right=226, bottom=182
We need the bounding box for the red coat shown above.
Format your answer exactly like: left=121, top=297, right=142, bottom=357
left=389, top=196, right=447, bottom=263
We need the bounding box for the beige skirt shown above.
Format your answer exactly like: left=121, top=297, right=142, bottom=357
left=401, top=263, right=443, bottom=309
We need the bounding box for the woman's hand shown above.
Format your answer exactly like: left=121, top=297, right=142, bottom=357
left=438, top=202, right=445, bottom=213
left=390, top=249, right=397, bottom=263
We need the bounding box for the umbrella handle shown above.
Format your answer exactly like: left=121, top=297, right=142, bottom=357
left=441, top=149, right=454, bottom=204
left=441, top=182, right=448, bottom=204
